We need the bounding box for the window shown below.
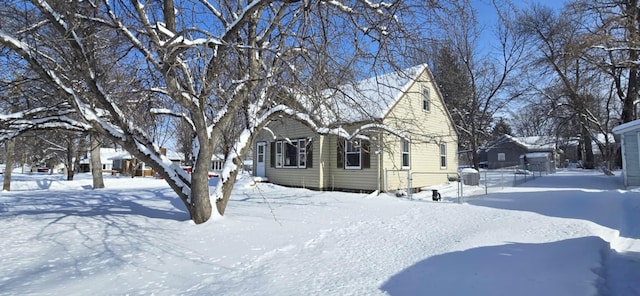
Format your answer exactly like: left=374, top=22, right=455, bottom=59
left=422, top=88, right=430, bottom=112
left=274, top=139, right=308, bottom=168
left=345, top=140, right=361, bottom=169
left=402, top=139, right=410, bottom=168
left=338, top=139, right=370, bottom=169
left=440, top=143, right=447, bottom=168
left=257, top=144, right=264, bottom=163
left=283, top=140, right=298, bottom=167
left=211, top=160, right=223, bottom=171
left=498, top=153, right=505, bottom=161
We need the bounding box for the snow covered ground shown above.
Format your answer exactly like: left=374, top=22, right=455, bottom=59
left=0, top=169, right=638, bottom=295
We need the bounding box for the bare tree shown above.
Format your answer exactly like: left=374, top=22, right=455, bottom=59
left=3, top=139, right=15, bottom=191
left=89, top=132, right=105, bottom=188
left=428, top=0, right=527, bottom=169
left=0, top=0, right=444, bottom=224
left=572, top=0, right=640, bottom=123
left=516, top=4, right=618, bottom=169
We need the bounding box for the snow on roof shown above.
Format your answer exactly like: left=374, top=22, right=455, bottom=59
left=164, top=149, right=183, bottom=161
left=312, top=64, right=427, bottom=125
left=80, top=148, right=127, bottom=164
left=107, top=151, right=133, bottom=161
left=106, top=148, right=183, bottom=161
left=612, top=119, right=640, bottom=134
left=514, top=136, right=556, bottom=151
left=485, top=135, right=556, bottom=152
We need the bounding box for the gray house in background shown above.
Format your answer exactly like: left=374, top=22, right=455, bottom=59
left=479, top=135, right=556, bottom=170
left=613, top=120, right=640, bottom=187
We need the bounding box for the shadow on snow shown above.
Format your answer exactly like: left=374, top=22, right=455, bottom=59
left=380, top=237, right=609, bottom=296
left=0, top=185, right=195, bottom=292
left=1, top=187, right=189, bottom=222
left=467, top=173, right=639, bottom=240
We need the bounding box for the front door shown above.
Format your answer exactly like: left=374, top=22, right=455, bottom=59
left=256, top=142, right=266, bottom=177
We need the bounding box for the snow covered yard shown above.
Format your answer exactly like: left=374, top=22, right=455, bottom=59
left=0, top=170, right=638, bottom=295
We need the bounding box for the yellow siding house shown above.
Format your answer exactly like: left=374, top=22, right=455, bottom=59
left=253, top=64, right=458, bottom=193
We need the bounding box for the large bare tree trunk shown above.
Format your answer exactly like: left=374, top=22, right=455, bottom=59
left=623, top=60, right=638, bottom=123
left=66, top=136, right=75, bottom=181
left=90, top=134, right=104, bottom=189
left=3, top=139, right=15, bottom=191
left=623, top=0, right=640, bottom=123
left=582, top=127, right=595, bottom=169
left=189, top=141, right=213, bottom=224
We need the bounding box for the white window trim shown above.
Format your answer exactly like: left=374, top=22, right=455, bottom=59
left=402, top=139, right=410, bottom=169
left=276, top=139, right=307, bottom=169
left=440, top=143, right=447, bottom=169
left=275, top=141, right=283, bottom=168
left=298, top=139, right=306, bottom=168
left=345, top=140, right=362, bottom=170
left=498, top=153, right=506, bottom=161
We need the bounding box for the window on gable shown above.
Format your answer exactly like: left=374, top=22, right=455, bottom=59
left=402, top=139, right=410, bottom=168
left=498, top=153, right=505, bottom=161
left=422, top=88, right=430, bottom=112
left=440, top=143, right=447, bottom=168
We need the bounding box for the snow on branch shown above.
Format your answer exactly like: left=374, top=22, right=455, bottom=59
left=323, top=0, right=397, bottom=36
left=198, top=0, right=228, bottom=26
left=591, top=45, right=640, bottom=52
left=259, top=105, right=408, bottom=141
left=155, top=22, right=223, bottom=49
left=105, top=2, right=161, bottom=68
left=0, top=116, right=91, bottom=141
left=132, top=139, right=192, bottom=197
left=150, top=108, right=196, bottom=131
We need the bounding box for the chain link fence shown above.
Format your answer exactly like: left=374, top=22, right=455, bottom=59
left=404, top=163, right=555, bottom=202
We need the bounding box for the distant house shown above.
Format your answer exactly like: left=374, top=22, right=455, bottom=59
left=253, top=64, right=458, bottom=193
left=479, top=135, right=557, bottom=171
left=179, top=154, right=251, bottom=178
left=79, top=148, right=123, bottom=173
left=107, top=147, right=183, bottom=177
left=613, top=120, right=640, bottom=187
left=557, top=134, right=617, bottom=168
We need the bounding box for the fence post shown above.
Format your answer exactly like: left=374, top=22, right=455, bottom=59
left=458, top=176, right=464, bottom=204
left=407, top=172, right=412, bottom=199
left=485, top=170, right=488, bottom=195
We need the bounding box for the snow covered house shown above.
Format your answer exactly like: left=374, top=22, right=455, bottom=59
left=253, top=64, right=459, bottom=193
left=479, top=135, right=557, bottom=171
left=78, top=148, right=123, bottom=173
left=613, top=119, right=640, bottom=187
left=108, top=147, right=183, bottom=177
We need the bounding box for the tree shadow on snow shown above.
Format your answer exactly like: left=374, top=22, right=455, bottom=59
left=0, top=187, right=200, bottom=293
left=232, top=183, right=332, bottom=208
left=3, top=188, right=189, bottom=222
left=467, top=188, right=639, bottom=240
left=380, top=236, right=611, bottom=296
